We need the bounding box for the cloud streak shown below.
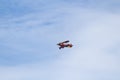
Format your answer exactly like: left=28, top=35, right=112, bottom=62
left=0, top=0, right=120, bottom=80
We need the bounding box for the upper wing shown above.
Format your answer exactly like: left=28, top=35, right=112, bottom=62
left=62, top=40, right=69, bottom=43
left=57, top=40, right=69, bottom=46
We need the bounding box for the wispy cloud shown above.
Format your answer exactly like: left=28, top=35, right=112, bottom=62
left=0, top=0, right=120, bottom=80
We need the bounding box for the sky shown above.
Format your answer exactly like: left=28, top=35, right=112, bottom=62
left=0, top=0, right=120, bottom=80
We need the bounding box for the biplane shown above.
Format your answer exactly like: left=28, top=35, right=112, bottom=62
left=57, top=40, right=73, bottom=49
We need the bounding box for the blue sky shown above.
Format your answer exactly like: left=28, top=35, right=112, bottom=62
left=0, top=0, right=120, bottom=80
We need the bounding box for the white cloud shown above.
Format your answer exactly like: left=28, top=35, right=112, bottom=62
left=0, top=1, right=120, bottom=80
